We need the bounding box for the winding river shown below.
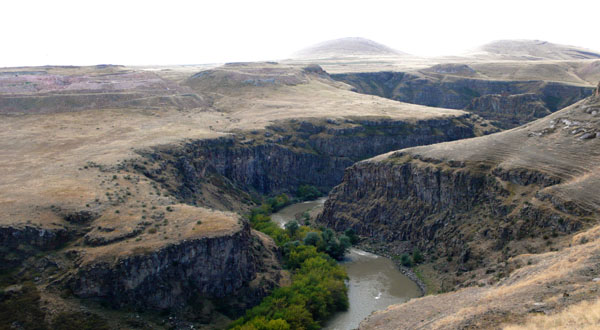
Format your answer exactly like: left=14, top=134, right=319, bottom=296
left=271, top=198, right=421, bottom=330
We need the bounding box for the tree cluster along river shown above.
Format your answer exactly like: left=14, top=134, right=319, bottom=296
left=271, top=198, right=421, bottom=330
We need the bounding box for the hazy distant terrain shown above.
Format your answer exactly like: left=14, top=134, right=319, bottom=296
left=291, top=37, right=405, bottom=59
left=467, top=39, right=600, bottom=60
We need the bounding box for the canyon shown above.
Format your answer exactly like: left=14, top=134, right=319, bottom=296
left=0, top=61, right=490, bottom=328
left=1, top=38, right=600, bottom=329
left=320, top=82, right=600, bottom=329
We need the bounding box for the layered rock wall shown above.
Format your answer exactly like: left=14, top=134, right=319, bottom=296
left=318, top=155, right=583, bottom=260
left=69, top=223, right=276, bottom=310
left=135, top=116, right=486, bottom=207
left=332, top=72, right=593, bottom=128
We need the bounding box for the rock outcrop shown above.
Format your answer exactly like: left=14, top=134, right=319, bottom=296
left=332, top=71, right=593, bottom=128
left=466, top=93, right=551, bottom=128
left=319, top=153, right=584, bottom=259
left=0, top=225, right=70, bottom=269
left=320, top=85, right=600, bottom=328
left=319, top=91, right=600, bottom=280
left=134, top=115, right=492, bottom=210
left=69, top=221, right=280, bottom=311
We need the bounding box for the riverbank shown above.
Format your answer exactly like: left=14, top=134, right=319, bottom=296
left=357, top=242, right=428, bottom=297
left=269, top=199, right=422, bottom=329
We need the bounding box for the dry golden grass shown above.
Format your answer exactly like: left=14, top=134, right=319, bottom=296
left=80, top=204, right=240, bottom=264
left=0, top=63, right=468, bottom=228
left=360, top=224, right=600, bottom=329
left=0, top=62, right=474, bottom=265
left=504, top=299, right=600, bottom=330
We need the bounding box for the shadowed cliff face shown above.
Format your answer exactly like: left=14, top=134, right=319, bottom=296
left=332, top=71, right=593, bottom=128
left=318, top=155, right=584, bottom=261
left=68, top=222, right=281, bottom=312
left=465, top=93, right=551, bottom=128
left=130, top=115, right=493, bottom=212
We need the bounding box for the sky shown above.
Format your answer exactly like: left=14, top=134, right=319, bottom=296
left=2, top=0, right=600, bottom=67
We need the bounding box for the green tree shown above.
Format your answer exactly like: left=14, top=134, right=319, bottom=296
left=344, top=228, right=359, bottom=245
left=400, top=253, right=413, bottom=267
left=321, top=228, right=334, bottom=243
left=285, top=221, right=299, bottom=238
left=303, top=232, right=321, bottom=246
left=297, top=185, right=321, bottom=201
left=412, top=249, right=424, bottom=264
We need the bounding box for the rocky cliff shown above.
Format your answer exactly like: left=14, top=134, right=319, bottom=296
left=332, top=71, right=593, bottom=128
left=319, top=92, right=600, bottom=289
left=68, top=220, right=281, bottom=312
left=466, top=93, right=551, bottom=128
left=133, top=115, right=493, bottom=211
left=0, top=225, right=70, bottom=269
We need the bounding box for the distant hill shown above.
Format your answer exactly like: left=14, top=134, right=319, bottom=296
left=291, top=37, right=405, bottom=59
left=467, top=39, right=600, bottom=60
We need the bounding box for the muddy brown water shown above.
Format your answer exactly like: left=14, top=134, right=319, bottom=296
left=271, top=198, right=421, bottom=330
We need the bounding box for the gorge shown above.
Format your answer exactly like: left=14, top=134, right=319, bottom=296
left=1, top=38, right=600, bottom=329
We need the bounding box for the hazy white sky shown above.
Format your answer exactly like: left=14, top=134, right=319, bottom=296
left=2, top=0, right=600, bottom=67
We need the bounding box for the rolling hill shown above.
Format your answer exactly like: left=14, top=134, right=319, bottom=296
left=467, top=39, right=600, bottom=61
left=290, top=37, right=405, bottom=59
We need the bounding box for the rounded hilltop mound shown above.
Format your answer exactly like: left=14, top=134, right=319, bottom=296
left=468, top=39, right=600, bottom=60
left=184, top=62, right=331, bottom=91
left=291, top=37, right=405, bottom=59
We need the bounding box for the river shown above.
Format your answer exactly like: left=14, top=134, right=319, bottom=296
left=271, top=198, right=421, bottom=330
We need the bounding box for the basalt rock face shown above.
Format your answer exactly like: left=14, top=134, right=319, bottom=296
left=69, top=223, right=278, bottom=311
left=318, top=158, right=505, bottom=257
left=318, top=154, right=585, bottom=264
left=466, top=93, right=550, bottom=128
left=134, top=116, right=490, bottom=208
left=332, top=72, right=593, bottom=128
left=319, top=91, right=600, bottom=279
left=0, top=225, right=70, bottom=269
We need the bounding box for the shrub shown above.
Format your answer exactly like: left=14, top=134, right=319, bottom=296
left=230, top=245, right=347, bottom=330
left=412, top=249, right=424, bottom=264
left=0, top=282, right=47, bottom=330
left=296, top=185, right=321, bottom=201
left=344, top=228, right=359, bottom=245
left=285, top=221, right=299, bottom=238
left=266, top=194, right=291, bottom=212
left=400, top=253, right=413, bottom=267
left=303, top=232, right=321, bottom=246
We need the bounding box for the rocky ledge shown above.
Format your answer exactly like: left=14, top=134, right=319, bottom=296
left=68, top=220, right=283, bottom=312
left=132, top=115, right=493, bottom=212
